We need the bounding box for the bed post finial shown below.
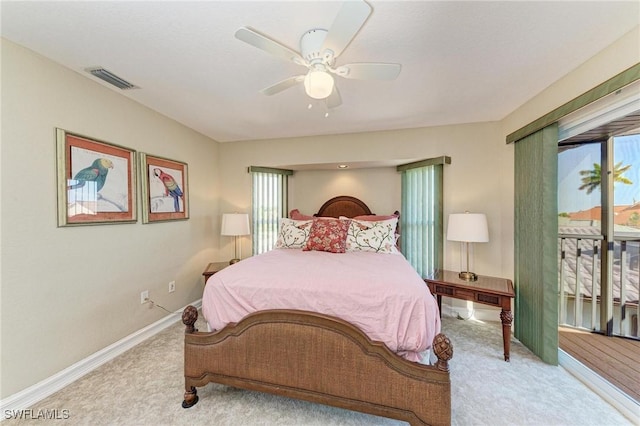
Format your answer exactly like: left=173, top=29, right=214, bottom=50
left=433, top=333, right=453, bottom=372
left=182, top=305, right=198, bottom=334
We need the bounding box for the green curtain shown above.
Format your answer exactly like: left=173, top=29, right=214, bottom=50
left=249, top=166, right=292, bottom=255
left=398, top=157, right=448, bottom=277
left=514, top=124, right=559, bottom=365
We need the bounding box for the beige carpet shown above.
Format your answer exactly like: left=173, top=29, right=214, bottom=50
left=9, top=314, right=632, bottom=426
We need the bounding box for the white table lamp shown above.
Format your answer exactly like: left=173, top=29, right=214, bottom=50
left=221, top=213, right=250, bottom=264
left=447, top=212, right=489, bottom=281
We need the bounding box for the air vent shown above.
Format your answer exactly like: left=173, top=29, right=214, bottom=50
left=85, top=67, right=139, bottom=90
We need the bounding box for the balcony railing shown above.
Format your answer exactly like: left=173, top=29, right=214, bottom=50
left=558, top=232, right=640, bottom=338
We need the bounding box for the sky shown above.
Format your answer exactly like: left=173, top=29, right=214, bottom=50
left=558, top=134, right=640, bottom=213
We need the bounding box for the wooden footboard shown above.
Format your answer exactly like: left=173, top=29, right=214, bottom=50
left=181, top=306, right=453, bottom=426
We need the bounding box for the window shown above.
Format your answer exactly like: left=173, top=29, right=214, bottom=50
left=398, top=157, right=449, bottom=277
left=557, top=131, right=640, bottom=335
left=249, top=166, right=292, bottom=255
left=557, top=95, right=640, bottom=337
left=558, top=142, right=602, bottom=233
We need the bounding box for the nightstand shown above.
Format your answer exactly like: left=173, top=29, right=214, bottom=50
left=202, top=261, right=229, bottom=283
left=425, top=269, right=515, bottom=361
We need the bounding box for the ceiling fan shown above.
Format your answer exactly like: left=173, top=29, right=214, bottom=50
left=234, top=0, right=401, bottom=109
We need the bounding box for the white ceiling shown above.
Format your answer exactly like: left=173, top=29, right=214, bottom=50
left=2, top=1, right=638, bottom=143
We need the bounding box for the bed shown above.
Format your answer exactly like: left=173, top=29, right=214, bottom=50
left=181, top=196, right=453, bottom=426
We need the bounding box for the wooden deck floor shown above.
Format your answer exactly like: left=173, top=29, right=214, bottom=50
left=559, top=326, right=640, bottom=403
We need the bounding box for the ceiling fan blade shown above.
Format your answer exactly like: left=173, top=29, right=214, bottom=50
left=335, top=63, right=401, bottom=80
left=260, top=75, right=305, bottom=96
left=235, top=27, right=306, bottom=65
left=326, top=85, right=342, bottom=109
left=321, top=0, right=372, bottom=60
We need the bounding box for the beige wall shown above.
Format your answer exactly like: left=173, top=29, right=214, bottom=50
left=0, top=39, right=220, bottom=397
left=290, top=167, right=402, bottom=216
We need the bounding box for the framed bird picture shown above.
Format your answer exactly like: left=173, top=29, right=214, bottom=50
left=139, top=153, right=189, bottom=223
left=56, top=128, right=137, bottom=226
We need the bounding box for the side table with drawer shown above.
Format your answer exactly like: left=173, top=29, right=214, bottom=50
left=424, top=269, right=515, bottom=361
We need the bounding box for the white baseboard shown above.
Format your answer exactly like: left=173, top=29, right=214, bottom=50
left=559, top=349, right=640, bottom=422
left=0, top=299, right=202, bottom=415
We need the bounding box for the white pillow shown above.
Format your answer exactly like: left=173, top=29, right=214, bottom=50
left=346, top=217, right=399, bottom=253
left=275, top=218, right=313, bottom=249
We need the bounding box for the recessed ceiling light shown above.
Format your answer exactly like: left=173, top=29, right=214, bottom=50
left=338, top=164, right=348, bottom=169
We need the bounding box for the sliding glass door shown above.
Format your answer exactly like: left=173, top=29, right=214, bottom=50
left=557, top=132, right=640, bottom=338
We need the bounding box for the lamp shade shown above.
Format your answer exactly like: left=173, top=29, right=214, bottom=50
left=447, top=213, right=489, bottom=243
left=221, top=213, right=250, bottom=236
left=304, top=70, right=334, bottom=99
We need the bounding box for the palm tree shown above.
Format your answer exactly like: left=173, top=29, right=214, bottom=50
left=578, top=162, right=633, bottom=194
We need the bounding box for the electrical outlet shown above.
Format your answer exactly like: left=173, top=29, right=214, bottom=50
left=140, top=290, right=149, bottom=304
left=169, top=281, right=176, bottom=293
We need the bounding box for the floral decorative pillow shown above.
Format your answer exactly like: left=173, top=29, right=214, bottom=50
left=303, top=218, right=351, bottom=253
left=346, top=217, right=399, bottom=253
left=275, top=218, right=313, bottom=249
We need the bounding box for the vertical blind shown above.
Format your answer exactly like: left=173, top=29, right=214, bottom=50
left=249, top=167, right=292, bottom=255
left=398, top=157, right=448, bottom=277
left=514, top=124, right=559, bottom=365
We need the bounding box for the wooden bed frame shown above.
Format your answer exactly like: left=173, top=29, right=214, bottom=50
left=181, top=196, right=454, bottom=426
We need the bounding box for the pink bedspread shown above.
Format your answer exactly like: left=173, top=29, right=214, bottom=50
left=202, top=249, right=441, bottom=362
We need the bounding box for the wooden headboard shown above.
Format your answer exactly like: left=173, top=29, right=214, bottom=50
left=314, top=196, right=373, bottom=218
left=315, top=196, right=401, bottom=249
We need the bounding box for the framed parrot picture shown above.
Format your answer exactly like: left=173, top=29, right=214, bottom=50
left=139, top=153, right=189, bottom=223
left=56, top=128, right=137, bottom=226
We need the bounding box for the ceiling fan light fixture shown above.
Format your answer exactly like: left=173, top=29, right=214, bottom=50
left=304, top=70, right=334, bottom=100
